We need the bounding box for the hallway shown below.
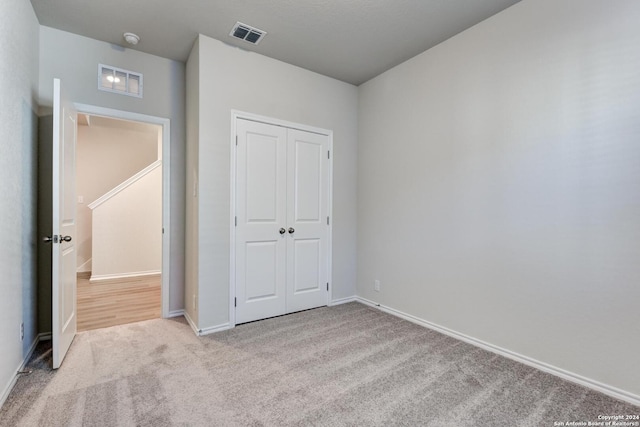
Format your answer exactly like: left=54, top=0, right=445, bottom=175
left=77, top=273, right=161, bottom=331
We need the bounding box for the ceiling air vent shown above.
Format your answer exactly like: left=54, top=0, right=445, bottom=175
left=230, top=22, right=266, bottom=45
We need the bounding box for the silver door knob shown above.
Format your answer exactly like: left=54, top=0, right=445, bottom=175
left=61, top=236, right=72, bottom=242
left=288, top=227, right=295, bottom=234
left=279, top=228, right=286, bottom=235
left=43, top=236, right=54, bottom=243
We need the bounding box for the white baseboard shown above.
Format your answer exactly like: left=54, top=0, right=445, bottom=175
left=356, top=296, right=640, bottom=407
left=167, top=309, right=184, bottom=318
left=328, top=296, right=357, bottom=306
left=199, top=323, right=232, bottom=336
left=183, top=311, right=232, bottom=336
left=90, top=270, right=161, bottom=282
left=0, top=332, right=49, bottom=409
left=183, top=311, right=199, bottom=336
left=76, top=258, right=92, bottom=273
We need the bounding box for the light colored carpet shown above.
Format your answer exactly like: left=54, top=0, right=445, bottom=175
left=1, top=302, right=637, bottom=426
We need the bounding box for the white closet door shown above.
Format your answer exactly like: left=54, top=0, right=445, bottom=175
left=235, top=119, right=288, bottom=324
left=285, top=128, right=329, bottom=313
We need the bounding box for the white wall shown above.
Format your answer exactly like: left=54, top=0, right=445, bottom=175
left=38, top=26, right=186, bottom=324
left=185, top=37, right=200, bottom=324
left=0, top=0, right=40, bottom=406
left=77, top=122, right=159, bottom=271
left=91, top=166, right=162, bottom=279
left=187, top=35, right=358, bottom=330
left=358, top=0, right=640, bottom=399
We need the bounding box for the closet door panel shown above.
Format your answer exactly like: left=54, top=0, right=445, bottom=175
left=245, top=241, right=278, bottom=300
left=286, top=128, right=329, bottom=313
left=235, top=119, right=287, bottom=324
left=293, top=140, right=322, bottom=222
left=293, top=238, right=321, bottom=293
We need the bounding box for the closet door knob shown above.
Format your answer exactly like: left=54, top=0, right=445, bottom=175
left=279, top=228, right=286, bottom=235
left=288, top=227, right=295, bottom=234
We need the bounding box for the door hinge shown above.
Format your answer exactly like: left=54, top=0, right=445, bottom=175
left=327, top=216, right=330, bottom=225
left=162, top=227, right=164, bottom=234
left=234, top=297, right=237, bottom=307
left=235, top=216, right=237, bottom=226
left=236, top=135, right=238, bottom=146
left=327, top=150, right=330, bottom=159
left=327, top=283, right=329, bottom=291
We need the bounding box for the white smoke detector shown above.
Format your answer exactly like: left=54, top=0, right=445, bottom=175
left=123, top=32, right=140, bottom=45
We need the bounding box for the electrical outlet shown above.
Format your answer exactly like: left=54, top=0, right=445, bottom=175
left=20, top=323, right=24, bottom=341
left=374, top=279, right=380, bottom=292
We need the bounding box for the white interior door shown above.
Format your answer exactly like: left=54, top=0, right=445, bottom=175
left=52, top=78, right=77, bottom=369
left=286, top=128, right=329, bottom=312
left=235, top=118, right=330, bottom=324
left=235, top=119, right=288, bottom=324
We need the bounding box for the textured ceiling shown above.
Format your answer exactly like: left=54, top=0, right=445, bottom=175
left=30, top=0, right=520, bottom=85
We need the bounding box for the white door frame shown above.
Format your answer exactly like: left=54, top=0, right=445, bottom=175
left=229, top=110, right=334, bottom=328
left=74, top=103, right=172, bottom=318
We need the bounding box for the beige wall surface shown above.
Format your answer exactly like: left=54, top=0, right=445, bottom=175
left=188, top=35, right=358, bottom=329
left=76, top=121, right=159, bottom=271
left=91, top=166, right=162, bottom=279
left=38, top=26, right=186, bottom=315
left=0, top=0, right=40, bottom=405
left=357, top=0, right=640, bottom=397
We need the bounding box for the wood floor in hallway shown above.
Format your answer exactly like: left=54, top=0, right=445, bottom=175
left=77, top=273, right=161, bottom=332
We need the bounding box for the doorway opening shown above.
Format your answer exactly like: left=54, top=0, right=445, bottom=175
left=74, top=110, right=167, bottom=331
